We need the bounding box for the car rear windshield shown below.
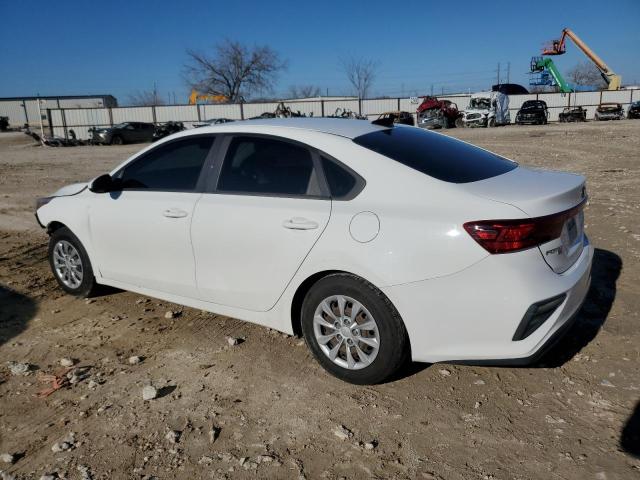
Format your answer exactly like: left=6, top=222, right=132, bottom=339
left=352, top=127, right=517, bottom=183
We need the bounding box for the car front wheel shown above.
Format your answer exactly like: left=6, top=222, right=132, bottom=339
left=48, top=227, right=97, bottom=297
left=301, top=273, right=409, bottom=384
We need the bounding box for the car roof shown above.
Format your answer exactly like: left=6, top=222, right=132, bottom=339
left=187, top=117, right=389, bottom=139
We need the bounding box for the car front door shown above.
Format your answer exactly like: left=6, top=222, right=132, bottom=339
left=89, top=135, right=216, bottom=298
left=191, top=135, right=331, bottom=312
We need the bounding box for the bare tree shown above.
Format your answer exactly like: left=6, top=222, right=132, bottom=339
left=127, top=84, right=165, bottom=106
left=566, top=61, right=607, bottom=89
left=184, top=39, right=287, bottom=102
left=287, top=85, right=322, bottom=99
left=340, top=56, right=378, bottom=99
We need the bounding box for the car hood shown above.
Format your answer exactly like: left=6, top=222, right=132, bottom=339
left=52, top=182, right=87, bottom=197
left=463, top=108, right=489, bottom=116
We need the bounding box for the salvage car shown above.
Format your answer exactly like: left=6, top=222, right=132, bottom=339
left=595, top=103, right=624, bottom=121
left=36, top=118, right=593, bottom=384
left=559, top=106, right=587, bottom=123
left=515, top=100, right=548, bottom=125
left=456, top=91, right=510, bottom=127
left=416, top=97, right=459, bottom=129
left=193, top=118, right=235, bottom=128
left=376, top=111, right=414, bottom=126
left=91, top=122, right=155, bottom=145
left=152, top=121, right=185, bottom=142
left=628, top=101, right=640, bottom=119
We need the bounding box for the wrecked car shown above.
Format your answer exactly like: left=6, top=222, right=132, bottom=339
left=558, top=106, right=587, bottom=123
left=376, top=111, right=415, bottom=126
left=456, top=91, right=510, bottom=128
left=628, top=101, right=640, bottom=119
left=515, top=100, right=548, bottom=125
left=595, top=103, right=624, bottom=121
left=91, top=122, right=155, bottom=145
left=152, top=121, right=185, bottom=142
left=416, top=97, right=458, bottom=129
left=193, top=118, right=235, bottom=128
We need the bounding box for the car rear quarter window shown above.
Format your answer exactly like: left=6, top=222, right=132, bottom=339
left=353, top=127, right=517, bottom=183
left=217, top=136, right=318, bottom=196
left=117, top=136, right=214, bottom=191
left=321, top=156, right=361, bottom=199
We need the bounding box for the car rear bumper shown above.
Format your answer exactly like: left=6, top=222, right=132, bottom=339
left=383, top=235, right=593, bottom=363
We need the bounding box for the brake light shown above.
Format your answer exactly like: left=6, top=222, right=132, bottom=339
left=463, top=201, right=585, bottom=254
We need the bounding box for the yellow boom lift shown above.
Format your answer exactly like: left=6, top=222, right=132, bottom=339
left=188, top=89, right=228, bottom=105
left=542, top=28, right=621, bottom=90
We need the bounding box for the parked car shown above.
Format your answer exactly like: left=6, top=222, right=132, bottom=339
left=628, top=101, right=640, bottom=119
left=91, top=122, right=155, bottom=145
left=416, top=97, right=459, bottom=129
left=492, top=83, right=529, bottom=95
left=456, top=91, right=510, bottom=127
left=375, top=111, right=415, bottom=126
left=152, top=121, right=185, bottom=142
left=36, top=118, right=592, bottom=384
left=515, top=100, right=548, bottom=125
left=559, top=106, right=587, bottom=123
left=0, top=116, right=9, bottom=131
left=193, top=118, right=235, bottom=128
left=595, top=103, right=624, bottom=121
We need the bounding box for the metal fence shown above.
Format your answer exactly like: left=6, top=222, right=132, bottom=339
left=46, top=89, right=638, bottom=140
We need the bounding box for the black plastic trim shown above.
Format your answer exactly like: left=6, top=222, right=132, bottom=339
left=512, top=293, right=567, bottom=341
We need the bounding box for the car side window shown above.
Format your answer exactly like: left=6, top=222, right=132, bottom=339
left=116, top=136, right=214, bottom=191
left=217, top=136, right=319, bottom=196
left=321, top=156, right=358, bottom=199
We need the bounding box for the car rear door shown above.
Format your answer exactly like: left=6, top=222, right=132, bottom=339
left=191, top=134, right=331, bottom=312
left=89, top=135, right=216, bottom=298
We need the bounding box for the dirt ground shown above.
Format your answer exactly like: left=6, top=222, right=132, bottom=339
left=0, top=122, right=639, bottom=480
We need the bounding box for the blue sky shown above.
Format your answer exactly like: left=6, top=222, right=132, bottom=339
left=1, top=0, right=638, bottom=103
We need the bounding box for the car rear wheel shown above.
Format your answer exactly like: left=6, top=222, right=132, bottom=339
left=301, top=273, right=409, bottom=384
left=48, top=227, right=97, bottom=297
left=111, top=135, right=123, bottom=145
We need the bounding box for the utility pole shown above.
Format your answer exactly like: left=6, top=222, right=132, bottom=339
left=430, top=84, right=434, bottom=96
left=496, top=63, right=501, bottom=85
left=506, top=62, right=511, bottom=84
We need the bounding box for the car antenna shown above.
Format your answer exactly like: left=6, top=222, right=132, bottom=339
left=371, top=115, right=396, bottom=128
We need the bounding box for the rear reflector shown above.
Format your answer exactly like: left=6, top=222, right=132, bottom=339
left=463, top=200, right=585, bottom=254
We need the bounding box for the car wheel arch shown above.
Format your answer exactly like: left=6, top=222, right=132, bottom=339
left=289, top=269, right=404, bottom=340
left=46, top=220, right=67, bottom=235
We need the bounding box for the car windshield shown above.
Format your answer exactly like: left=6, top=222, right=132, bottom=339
left=353, top=126, right=517, bottom=184
left=468, top=98, right=490, bottom=110
left=114, top=123, right=129, bottom=129
left=522, top=101, right=545, bottom=109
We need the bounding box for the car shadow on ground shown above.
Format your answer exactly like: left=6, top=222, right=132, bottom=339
left=621, top=400, right=640, bottom=458
left=0, top=285, right=37, bottom=348
left=536, top=247, right=621, bottom=368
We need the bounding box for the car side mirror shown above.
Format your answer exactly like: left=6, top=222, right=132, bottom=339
left=89, top=174, right=117, bottom=193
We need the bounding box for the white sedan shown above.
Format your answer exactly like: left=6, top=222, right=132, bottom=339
left=36, top=118, right=593, bottom=384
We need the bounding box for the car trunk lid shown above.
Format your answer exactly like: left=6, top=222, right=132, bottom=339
left=463, top=166, right=587, bottom=273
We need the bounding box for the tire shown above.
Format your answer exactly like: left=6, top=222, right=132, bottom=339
left=455, top=117, right=464, bottom=128
left=487, top=117, right=496, bottom=128
left=48, top=227, right=97, bottom=298
left=111, top=135, right=123, bottom=145
left=301, top=273, right=410, bottom=384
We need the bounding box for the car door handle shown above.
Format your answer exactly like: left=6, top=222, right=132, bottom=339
left=163, top=208, right=188, bottom=218
left=282, top=217, right=319, bottom=230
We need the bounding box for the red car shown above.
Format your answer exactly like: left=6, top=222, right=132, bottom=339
left=416, top=96, right=459, bottom=129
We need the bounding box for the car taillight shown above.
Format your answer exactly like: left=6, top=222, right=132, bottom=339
left=463, top=201, right=585, bottom=254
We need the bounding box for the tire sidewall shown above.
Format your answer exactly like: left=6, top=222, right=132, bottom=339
left=301, top=274, right=408, bottom=384
left=48, top=228, right=95, bottom=297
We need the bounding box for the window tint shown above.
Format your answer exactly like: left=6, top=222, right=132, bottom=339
left=353, top=127, right=517, bottom=183
left=117, top=136, right=214, bottom=191
left=218, top=136, right=316, bottom=196
left=321, top=157, right=357, bottom=198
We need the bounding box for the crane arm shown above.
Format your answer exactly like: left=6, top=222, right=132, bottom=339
left=540, top=58, right=572, bottom=93
left=543, top=28, right=621, bottom=90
